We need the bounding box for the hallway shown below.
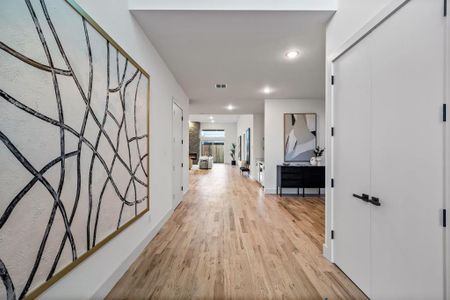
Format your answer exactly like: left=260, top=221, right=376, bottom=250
left=107, top=165, right=366, bottom=299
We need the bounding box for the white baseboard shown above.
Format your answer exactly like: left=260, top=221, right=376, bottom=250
left=323, top=243, right=332, bottom=262
left=264, top=187, right=277, bottom=194
left=92, top=209, right=173, bottom=299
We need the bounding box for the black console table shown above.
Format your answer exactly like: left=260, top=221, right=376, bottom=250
left=277, top=165, right=325, bottom=197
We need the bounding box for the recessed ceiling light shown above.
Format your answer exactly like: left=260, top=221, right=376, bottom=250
left=227, top=104, right=234, bottom=110
left=263, top=87, right=272, bottom=94
left=211, top=119, right=215, bottom=123
left=285, top=50, right=300, bottom=59
left=209, top=116, right=214, bottom=120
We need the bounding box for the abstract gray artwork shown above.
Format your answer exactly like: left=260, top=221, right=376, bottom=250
left=284, top=113, right=317, bottom=162
left=0, top=0, right=150, bottom=298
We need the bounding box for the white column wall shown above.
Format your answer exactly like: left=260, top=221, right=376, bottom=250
left=264, top=99, right=325, bottom=195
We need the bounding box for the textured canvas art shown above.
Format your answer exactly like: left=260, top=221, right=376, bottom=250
left=284, top=113, right=317, bottom=162
left=0, top=0, right=150, bottom=299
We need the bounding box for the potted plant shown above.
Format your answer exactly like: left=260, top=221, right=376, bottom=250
left=312, top=146, right=325, bottom=166
left=230, top=143, right=237, bottom=166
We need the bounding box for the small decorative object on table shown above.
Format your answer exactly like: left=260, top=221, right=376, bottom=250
left=312, top=146, right=325, bottom=166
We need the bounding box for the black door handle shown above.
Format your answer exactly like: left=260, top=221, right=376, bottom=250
left=369, top=197, right=381, bottom=206
left=352, top=193, right=369, bottom=202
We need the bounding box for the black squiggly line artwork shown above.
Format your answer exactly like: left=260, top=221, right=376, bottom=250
left=0, top=259, right=16, bottom=300
left=0, top=1, right=149, bottom=299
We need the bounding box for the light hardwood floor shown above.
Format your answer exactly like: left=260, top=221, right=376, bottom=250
left=107, top=164, right=367, bottom=299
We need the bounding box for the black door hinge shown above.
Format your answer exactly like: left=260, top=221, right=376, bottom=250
left=444, top=209, right=447, bottom=227
left=331, top=127, right=335, bottom=137
left=443, top=104, right=447, bottom=122
left=331, top=75, right=335, bottom=85
left=181, top=163, right=184, bottom=168
left=331, top=230, right=335, bottom=239
left=181, top=186, right=184, bottom=191
left=445, top=0, right=448, bottom=17
left=331, top=178, right=334, bottom=188
left=181, top=116, right=184, bottom=121
left=181, top=139, right=184, bottom=144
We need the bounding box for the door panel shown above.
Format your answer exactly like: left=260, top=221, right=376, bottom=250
left=172, top=102, right=183, bottom=209
left=369, top=0, right=445, bottom=298
left=333, top=40, right=372, bottom=296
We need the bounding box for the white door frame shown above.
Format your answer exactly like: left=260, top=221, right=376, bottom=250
left=328, top=0, right=448, bottom=297
left=172, top=99, right=184, bottom=210
left=445, top=1, right=449, bottom=298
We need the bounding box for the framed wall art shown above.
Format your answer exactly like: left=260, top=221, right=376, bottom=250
left=238, top=135, right=242, bottom=161
left=0, top=0, right=150, bottom=299
left=284, top=113, right=316, bottom=162
left=245, top=128, right=250, bottom=164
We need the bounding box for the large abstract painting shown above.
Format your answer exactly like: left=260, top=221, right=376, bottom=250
left=0, top=0, right=150, bottom=299
left=238, top=135, right=242, bottom=161
left=284, top=113, right=317, bottom=162
left=245, top=128, right=250, bottom=164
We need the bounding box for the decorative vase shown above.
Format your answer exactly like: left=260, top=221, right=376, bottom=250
left=316, top=156, right=322, bottom=166
left=310, top=157, right=317, bottom=166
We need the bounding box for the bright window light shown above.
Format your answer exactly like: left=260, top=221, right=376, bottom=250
left=201, top=130, right=225, bottom=138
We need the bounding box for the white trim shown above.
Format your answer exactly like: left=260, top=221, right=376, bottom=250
left=322, top=243, right=330, bottom=260
left=329, top=0, right=410, bottom=62
left=92, top=209, right=172, bottom=299
left=172, top=98, right=184, bottom=210
left=445, top=4, right=449, bottom=299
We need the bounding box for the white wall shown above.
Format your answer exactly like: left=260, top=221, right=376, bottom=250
left=323, top=0, right=399, bottom=260
left=40, top=0, right=189, bottom=299
left=264, top=99, right=325, bottom=194
left=200, top=122, right=237, bottom=164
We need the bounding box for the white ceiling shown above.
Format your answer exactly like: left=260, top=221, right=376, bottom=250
left=190, top=114, right=240, bottom=123
left=132, top=10, right=333, bottom=114
left=129, top=0, right=337, bottom=11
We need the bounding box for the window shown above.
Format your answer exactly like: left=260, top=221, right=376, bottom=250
left=201, top=130, right=225, bottom=138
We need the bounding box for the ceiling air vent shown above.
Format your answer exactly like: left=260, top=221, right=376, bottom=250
left=215, top=83, right=227, bottom=89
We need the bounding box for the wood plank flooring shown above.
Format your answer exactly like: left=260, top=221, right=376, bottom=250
left=107, top=164, right=367, bottom=299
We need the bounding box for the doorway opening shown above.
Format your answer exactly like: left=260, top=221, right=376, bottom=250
left=201, top=141, right=225, bottom=163
left=172, top=100, right=184, bottom=209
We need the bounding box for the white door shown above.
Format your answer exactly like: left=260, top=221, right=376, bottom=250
left=369, top=0, right=445, bottom=298
left=172, top=101, right=183, bottom=209
left=333, top=0, right=446, bottom=298
left=333, top=39, right=372, bottom=296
